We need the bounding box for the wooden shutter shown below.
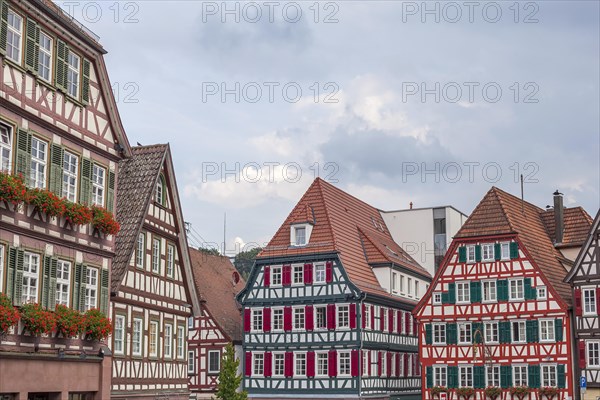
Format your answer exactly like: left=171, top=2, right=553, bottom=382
left=245, top=352, right=252, bottom=376
left=305, top=305, right=313, bottom=331
left=72, top=263, right=82, bottom=310
left=49, top=144, right=64, bottom=196
left=403, top=353, right=409, bottom=377
left=79, top=158, right=93, bottom=205
left=55, top=39, right=68, bottom=92
left=497, top=280, right=509, bottom=301
left=263, top=308, right=271, bottom=332
left=243, top=309, right=251, bottom=332
left=404, top=311, right=410, bottom=334
left=5, top=247, right=21, bottom=304
left=106, top=170, right=115, bottom=212
left=447, top=283, right=456, bottom=304
left=388, top=308, right=394, bottom=333
left=361, top=303, right=366, bottom=329
left=377, top=351, right=382, bottom=376
left=350, top=303, right=357, bottom=329
left=380, top=307, right=385, bottom=332
left=494, top=243, right=501, bottom=260
left=24, top=18, right=39, bottom=73
left=263, top=266, right=270, bottom=287
left=264, top=352, right=272, bottom=377
left=0, top=0, right=8, bottom=55
left=425, top=324, right=432, bottom=344
left=446, top=323, right=457, bottom=344
left=575, top=288, right=582, bottom=316
left=82, top=58, right=91, bottom=104
left=500, top=365, right=512, bottom=388
left=78, top=265, right=87, bottom=312
left=370, top=307, right=375, bottom=331
left=282, top=265, right=291, bottom=286
left=555, top=318, right=563, bottom=341
left=285, top=352, right=293, bottom=377
left=325, top=261, right=333, bottom=282
left=327, top=304, right=336, bottom=330
left=397, top=310, right=402, bottom=334
left=15, top=128, right=32, bottom=185
left=448, top=366, right=458, bottom=388
left=426, top=366, right=433, bottom=388
left=387, top=352, right=392, bottom=377
left=303, top=263, right=312, bottom=284
left=528, top=364, right=540, bottom=388
left=499, top=321, right=510, bottom=343
left=458, top=246, right=466, bottom=262
left=526, top=320, right=538, bottom=343
left=306, top=351, right=315, bottom=377
left=351, top=350, right=359, bottom=377
left=557, top=364, right=566, bottom=388
left=470, top=281, right=481, bottom=303
left=328, top=350, right=337, bottom=377
left=284, top=306, right=292, bottom=331
left=41, top=256, right=51, bottom=309
left=524, top=278, right=536, bottom=300
left=475, top=245, right=482, bottom=262
left=510, top=241, right=519, bottom=259
left=48, top=259, right=57, bottom=309
left=579, top=340, right=587, bottom=369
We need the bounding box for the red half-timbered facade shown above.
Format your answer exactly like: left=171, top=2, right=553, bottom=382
left=415, top=188, right=592, bottom=400
left=188, top=248, right=246, bottom=399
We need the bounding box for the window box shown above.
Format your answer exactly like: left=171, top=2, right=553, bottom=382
left=484, top=387, right=502, bottom=400
left=431, top=386, right=449, bottom=397
left=456, top=387, right=475, bottom=399
left=538, top=387, right=559, bottom=399
left=509, top=386, right=530, bottom=400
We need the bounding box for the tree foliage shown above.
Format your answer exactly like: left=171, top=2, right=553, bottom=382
left=233, top=247, right=262, bottom=279
left=198, top=246, right=221, bottom=256
left=214, top=343, right=247, bottom=400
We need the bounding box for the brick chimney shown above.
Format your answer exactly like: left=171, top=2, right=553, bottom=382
left=553, top=190, right=564, bottom=244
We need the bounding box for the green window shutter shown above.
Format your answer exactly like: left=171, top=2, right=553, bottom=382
left=500, top=365, right=512, bottom=388
left=5, top=247, right=17, bottom=302
left=441, top=292, right=448, bottom=304
left=475, top=245, right=482, bottom=262
left=12, top=249, right=24, bottom=306
left=448, top=366, right=458, bottom=388
left=100, top=268, right=109, bottom=315
left=497, top=280, right=508, bottom=301
left=0, top=0, right=8, bottom=56
left=510, top=242, right=519, bottom=259
left=15, top=128, right=32, bottom=186
left=555, top=319, right=563, bottom=341
left=557, top=365, right=566, bottom=388
left=448, top=283, right=456, bottom=304
left=474, top=366, right=485, bottom=389
left=82, top=58, right=91, bottom=104
left=494, top=243, right=501, bottom=260
left=72, top=263, right=83, bottom=310
left=499, top=321, right=511, bottom=343
left=524, top=278, right=536, bottom=300
left=446, top=323, right=457, bottom=344
left=528, top=365, right=540, bottom=388
left=24, top=17, right=39, bottom=73
left=41, top=256, right=51, bottom=309
left=79, top=265, right=87, bottom=312
left=458, top=247, right=466, bottom=263
left=79, top=158, right=93, bottom=205
left=470, top=281, right=481, bottom=303
left=55, top=39, right=68, bottom=92
left=526, top=320, right=539, bottom=343
left=106, top=170, right=115, bottom=213
left=49, top=144, right=64, bottom=197
left=425, top=324, right=432, bottom=345
left=48, top=259, right=57, bottom=309
left=426, top=366, right=433, bottom=388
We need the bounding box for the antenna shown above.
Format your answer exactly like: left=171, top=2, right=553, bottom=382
left=520, top=174, right=524, bottom=214
left=223, top=212, right=227, bottom=256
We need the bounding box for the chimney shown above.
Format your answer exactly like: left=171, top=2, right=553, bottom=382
left=409, top=202, right=413, bottom=210
left=553, top=190, right=564, bottom=244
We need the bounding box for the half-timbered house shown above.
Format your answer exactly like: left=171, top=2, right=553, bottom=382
left=237, top=177, right=431, bottom=400
left=110, top=144, right=200, bottom=400
left=188, top=248, right=246, bottom=398
left=0, top=0, right=131, bottom=398
left=565, top=209, right=600, bottom=400
left=414, top=187, right=592, bottom=400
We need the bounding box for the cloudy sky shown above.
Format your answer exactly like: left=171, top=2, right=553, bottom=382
left=60, top=1, right=599, bottom=254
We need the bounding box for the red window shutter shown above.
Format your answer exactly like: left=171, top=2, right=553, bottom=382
left=397, top=310, right=402, bottom=334
left=361, top=304, right=366, bottom=329
left=351, top=350, right=359, bottom=377
left=244, top=309, right=251, bottom=332
left=263, top=308, right=271, bottom=332
left=380, top=307, right=385, bottom=331
left=283, top=265, right=291, bottom=286
left=264, top=352, right=272, bottom=377
left=264, top=266, right=270, bottom=287
left=412, top=353, right=417, bottom=376
left=327, top=304, right=336, bottom=330
left=388, top=309, right=394, bottom=333
left=284, top=307, right=292, bottom=331
left=245, top=352, right=252, bottom=376
left=413, top=318, right=418, bottom=336
left=387, top=352, right=392, bottom=377
left=404, top=353, right=409, bottom=377
left=350, top=304, right=357, bottom=329
left=377, top=351, right=382, bottom=376
left=367, top=350, right=371, bottom=376
left=371, top=307, right=375, bottom=330
left=579, top=340, right=587, bottom=369
left=575, top=288, right=583, bottom=316
left=285, top=352, right=293, bottom=377
left=304, top=263, right=313, bottom=284
left=597, top=287, right=600, bottom=310
left=328, top=350, right=337, bottom=377
left=396, top=353, right=401, bottom=377
left=305, top=305, right=314, bottom=331
left=307, top=351, right=315, bottom=377
left=405, top=312, right=410, bottom=334
left=325, top=261, right=333, bottom=283
left=416, top=353, right=421, bottom=375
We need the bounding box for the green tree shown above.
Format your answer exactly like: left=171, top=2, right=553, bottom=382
left=198, top=246, right=221, bottom=256
left=214, top=343, right=247, bottom=400
left=234, top=247, right=262, bottom=279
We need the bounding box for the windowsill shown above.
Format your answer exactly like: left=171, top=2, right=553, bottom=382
left=509, top=298, right=525, bottom=302
left=37, top=77, right=56, bottom=92
left=208, top=371, right=219, bottom=376
left=4, top=58, right=27, bottom=74
left=482, top=299, right=498, bottom=304
left=539, top=340, right=556, bottom=344
left=456, top=301, right=471, bottom=305
left=153, top=201, right=168, bottom=210
left=583, top=313, right=599, bottom=317
left=271, top=284, right=283, bottom=288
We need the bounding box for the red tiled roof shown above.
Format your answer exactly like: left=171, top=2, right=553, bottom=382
left=189, top=249, right=245, bottom=342
left=540, top=207, right=594, bottom=247
left=259, top=178, right=430, bottom=297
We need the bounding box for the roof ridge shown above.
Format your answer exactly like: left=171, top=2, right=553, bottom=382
left=491, top=187, right=518, bottom=233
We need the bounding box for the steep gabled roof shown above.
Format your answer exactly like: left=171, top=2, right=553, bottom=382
left=259, top=178, right=430, bottom=297
left=189, top=248, right=245, bottom=342
left=540, top=207, right=594, bottom=247
left=565, top=209, right=600, bottom=282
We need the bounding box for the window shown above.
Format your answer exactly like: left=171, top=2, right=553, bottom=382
left=537, top=286, right=547, bottom=300
left=459, top=365, right=473, bottom=387
left=30, top=137, right=47, bottom=189
left=293, top=264, right=303, bottom=285
left=541, top=365, right=557, bottom=387
left=149, top=321, right=158, bottom=357
left=113, top=315, right=125, bottom=355
left=415, top=281, right=420, bottom=297
left=484, top=322, right=499, bottom=343
left=166, top=244, right=174, bottom=278
left=164, top=323, right=173, bottom=358
left=513, top=365, right=528, bottom=386
left=132, top=318, right=142, bottom=356
left=500, top=242, right=510, bottom=260
left=293, top=307, right=304, bottom=330
left=84, top=267, right=98, bottom=311
left=458, top=323, right=472, bottom=344
left=486, top=365, right=500, bottom=387
left=362, top=351, right=369, bottom=377
left=338, top=351, right=351, bottom=376
left=6, top=9, right=23, bottom=63
left=67, top=52, right=80, bottom=98
left=509, top=279, right=524, bottom=301
left=408, top=278, right=412, bottom=296
left=587, top=341, right=600, bottom=367
left=38, top=31, right=52, bottom=81
left=136, top=233, right=145, bottom=268
left=483, top=280, right=497, bottom=302
left=91, top=164, right=105, bottom=206
left=482, top=243, right=494, bottom=261
left=381, top=351, right=387, bottom=376
left=253, top=353, right=264, bottom=376
left=177, top=326, right=185, bottom=358
left=466, top=245, right=476, bottom=263
left=456, top=281, right=470, bottom=303
left=540, top=320, right=555, bottom=342
left=61, top=151, right=78, bottom=202
left=337, top=305, right=349, bottom=329
left=400, top=275, right=405, bottom=293
left=294, top=227, right=306, bottom=246
left=272, top=308, right=284, bottom=331
left=188, top=316, right=194, bottom=329
left=382, top=308, right=388, bottom=331
left=152, top=238, right=160, bottom=274
left=208, top=350, right=220, bottom=373
left=511, top=321, right=526, bottom=343
left=392, top=271, right=398, bottom=293
left=155, top=175, right=164, bottom=205
left=252, top=309, right=263, bottom=332
left=55, top=260, right=71, bottom=306
left=433, top=292, right=442, bottom=304
left=22, top=252, right=40, bottom=303
left=314, top=263, right=326, bottom=284
left=583, top=288, right=597, bottom=315
left=188, top=351, right=195, bottom=374
left=0, top=124, right=12, bottom=171
left=433, top=323, right=446, bottom=345
left=295, top=353, right=306, bottom=376
left=315, top=306, right=327, bottom=330
left=364, top=305, right=371, bottom=329
left=273, top=353, right=285, bottom=376
left=271, top=266, right=282, bottom=286
left=433, top=366, right=447, bottom=387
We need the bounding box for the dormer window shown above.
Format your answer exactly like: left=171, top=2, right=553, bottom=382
left=290, top=223, right=312, bottom=247
left=295, top=227, right=306, bottom=245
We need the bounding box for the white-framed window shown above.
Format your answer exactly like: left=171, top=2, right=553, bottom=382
left=61, top=151, right=78, bottom=202
left=38, top=31, right=53, bottom=81
left=337, top=304, right=349, bottom=329
left=67, top=51, right=80, bottom=98
left=55, top=260, right=71, bottom=306
left=392, top=271, right=398, bottom=293
left=364, top=305, right=371, bottom=330
left=6, top=9, right=23, bottom=63
left=294, top=226, right=306, bottom=246
left=91, top=164, right=105, bottom=206
left=541, top=364, right=557, bottom=387
left=149, top=321, right=158, bottom=357
left=456, top=281, right=470, bottom=304
left=537, top=286, right=547, bottom=300
left=433, top=365, right=447, bottom=387
left=84, top=267, right=98, bottom=311
left=294, top=352, right=306, bottom=377
left=293, top=307, right=305, bottom=331
left=136, top=233, right=145, bottom=268
left=540, top=319, right=555, bottom=342
left=459, top=365, right=473, bottom=387
left=132, top=318, right=142, bottom=356
left=433, top=323, right=446, bottom=345
left=272, top=308, right=284, bottom=331
left=292, top=264, right=303, bottom=285
left=252, top=309, right=263, bottom=332
left=271, top=266, right=282, bottom=286
left=155, top=175, right=164, bottom=205
left=483, top=280, right=497, bottom=302
left=188, top=351, right=195, bottom=374
left=113, top=315, right=125, bottom=355
left=433, top=292, right=442, bottom=304
left=315, top=306, right=326, bottom=330
left=587, top=341, right=600, bottom=367
left=482, top=243, right=494, bottom=261
left=22, top=252, right=40, bottom=303
left=392, top=309, right=398, bottom=332
left=164, top=323, right=173, bottom=359
left=486, top=365, right=500, bottom=387
left=382, top=308, right=389, bottom=331
left=152, top=237, right=160, bottom=274
left=273, top=353, right=285, bottom=376
left=513, top=365, right=528, bottom=386
left=484, top=321, right=499, bottom=343
left=466, top=245, right=476, bottom=263
left=338, top=351, right=351, bottom=376
left=316, top=352, right=328, bottom=376
left=208, top=350, right=220, bottom=373
left=314, top=263, right=326, bottom=284
left=381, top=351, right=387, bottom=377
left=583, top=288, right=597, bottom=315
left=166, top=244, right=174, bottom=278
left=188, top=316, right=194, bottom=329
left=400, top=275, right=405, bottom=294
left=0, top=124, right=13, bottom=172
left=458, top=322, right=472, bottom=344
left=500, top=242, right=510, bottom=260
left=509, top=279, right=524, bottom=301
left=415, top=281, right=420, bottom=297
left=177, top=326, right=185, bottom=359
left=30, top=137, right=47, bottom=189
left=362, top=351, right=369, bottom=377
left=511, top=321, right=526, bottom=343
left=408, top=278, right=412, bottom=296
